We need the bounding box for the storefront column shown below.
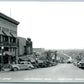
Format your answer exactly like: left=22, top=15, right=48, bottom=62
left=1, top=35, right=3, bottom=43
left=15, top=48, right=18, bottom=64
left=8, top=36, right=10, bottom=45
left=8, top=36, right=11, bottom=64
left=8, top=48, right=11, bottom=64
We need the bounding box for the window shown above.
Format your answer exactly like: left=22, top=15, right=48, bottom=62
left=3, top=36, right=8, bottom=42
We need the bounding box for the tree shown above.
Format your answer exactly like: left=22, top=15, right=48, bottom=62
left=46, top=50, right=52, bottom=61
left=54, top=51, right=57, bottom=62
left=75, top=53, right=82, bottom=62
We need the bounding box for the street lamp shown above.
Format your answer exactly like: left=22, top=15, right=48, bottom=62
left=1, top=45, right=4, bottom=71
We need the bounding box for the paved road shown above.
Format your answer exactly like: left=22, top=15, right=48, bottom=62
left=0, top=63, right=84, bottom=82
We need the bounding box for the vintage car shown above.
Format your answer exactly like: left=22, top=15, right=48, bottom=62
left=73, top=61, right=78, bottom=66
left=10, top=62, right=34, bottom=71
left=35, top=60, right=50, bottom=68
left=37, top=60, right=57, bottom=68
left=77, top=61, right=84, bottom=68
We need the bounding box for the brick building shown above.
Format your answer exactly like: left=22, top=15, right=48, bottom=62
left=0, top=12, right=33, bottom=65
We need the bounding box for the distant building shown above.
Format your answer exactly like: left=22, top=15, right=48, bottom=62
left=0, top=12, right=33, bottom=65
left=33, top=48, right=45, bottom=54
left=17, top=37, right=33, bottom=56
left=17, top=37, right=26, bottom=56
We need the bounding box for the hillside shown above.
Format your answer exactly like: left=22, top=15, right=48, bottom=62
left=57, top=49, right=84, bottom=60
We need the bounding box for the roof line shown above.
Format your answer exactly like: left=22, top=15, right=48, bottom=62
left=0, top=12, right=20, bottom=25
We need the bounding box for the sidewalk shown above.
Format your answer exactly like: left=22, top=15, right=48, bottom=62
left=0, top=68, right=11, bottom=73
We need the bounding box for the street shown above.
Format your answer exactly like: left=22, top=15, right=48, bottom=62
left=0, top=63, right=84, bottom=82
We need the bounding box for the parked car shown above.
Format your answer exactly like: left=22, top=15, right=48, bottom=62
left=19, top=61, right=29, bottom=64
left=10, top=62, right=34, bottom=71
left=77, top=61, right=84, bottom=68
left=37, top=60, right=57, bottom=68
left=2, top=64, right=12, bottom=71
left=49, top=61, right=57, bottom=66
left=67, top=61, right=72, bottom=64
left=37, top=60, right=46, bottom=68
left=31, top=62, right=38, bottom=69
left=73, top=61, right=78, bottom=66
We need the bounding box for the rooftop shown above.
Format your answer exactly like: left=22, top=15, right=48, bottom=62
left=0, top=12, right=19, bottom=25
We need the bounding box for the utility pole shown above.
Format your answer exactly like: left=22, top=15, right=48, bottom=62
left=55, top=51, right=57, bottom=62
left=1, top=44, right=4, bottom=71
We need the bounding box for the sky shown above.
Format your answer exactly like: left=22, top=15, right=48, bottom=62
left=0, top=1, right=84, bottom=49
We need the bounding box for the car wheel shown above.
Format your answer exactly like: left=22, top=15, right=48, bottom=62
left=13, top=67, right=18, bottom=71
left=28, top=67, right=32, bottom=70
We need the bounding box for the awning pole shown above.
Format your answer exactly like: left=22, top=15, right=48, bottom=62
left=8, top=46, right=11, bottom=64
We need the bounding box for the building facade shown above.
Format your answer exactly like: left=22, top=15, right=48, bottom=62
left=17, top=37, right=33, bottom=56
left=0, top=13, right=19, bottom=64
left=0, top=13, right=33, bottom=65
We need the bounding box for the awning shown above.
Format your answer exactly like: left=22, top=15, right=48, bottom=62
left=10, top=32, right=17, bottom=37
left=19, top=56, right=29, bottom=61
left=2, top=31, right=11, bottom=36
left=0, top=52, right=14, bottom=56
left=3, top=51, right=12, bottom=56
left=0, top=31, right=4, bottom=35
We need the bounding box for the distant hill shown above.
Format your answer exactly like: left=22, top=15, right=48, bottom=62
left=33, top=48, right=84, bottom=60
left=33, top=48, right=46, bottom=54
left=57, top=49, right=84, bottom=59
